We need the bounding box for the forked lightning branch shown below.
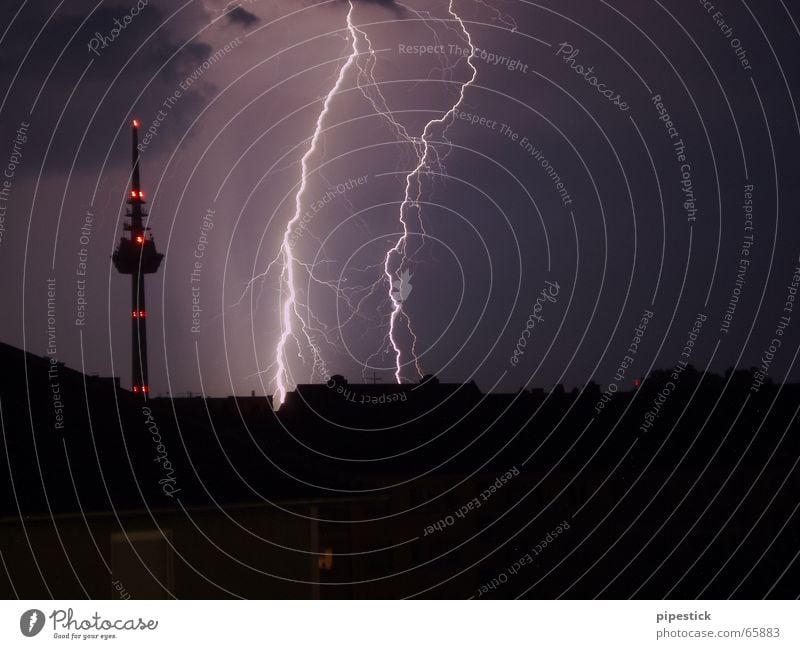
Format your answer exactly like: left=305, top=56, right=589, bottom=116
left=269, top=1, right=479, bottom=406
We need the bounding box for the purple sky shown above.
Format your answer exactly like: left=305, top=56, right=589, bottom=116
left=1, top=0, right=799, bottom=398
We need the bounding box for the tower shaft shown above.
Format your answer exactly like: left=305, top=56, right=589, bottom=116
left=132, top=267, right=148, bottom=393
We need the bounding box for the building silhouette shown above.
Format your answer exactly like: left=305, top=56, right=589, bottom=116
left=0, top=341, right=797, bottom=598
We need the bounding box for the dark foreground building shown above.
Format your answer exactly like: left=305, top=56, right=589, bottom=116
left=0, top=342, right=798, bottom=598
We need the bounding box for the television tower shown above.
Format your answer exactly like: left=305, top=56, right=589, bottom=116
left=112, top=119, right=163, bottom=397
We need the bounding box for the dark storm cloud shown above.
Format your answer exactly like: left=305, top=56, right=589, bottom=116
left=227, top=6, right=260, bottom=27
left=0, top=2, right=216, bottom=175
left=340, top=0, right=404, bottom=17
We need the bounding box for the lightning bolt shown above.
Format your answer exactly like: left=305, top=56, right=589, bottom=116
left=474, top=0, right=518, bottom=32
left=345, top=3, right=477, bottom=384
left=273, top=1, right=361, bottom=407
left=270, top=1, right=480, bottom=405
left=28, top=612, right=37, bottom=632
left=383, top=0, right=478, bottom=383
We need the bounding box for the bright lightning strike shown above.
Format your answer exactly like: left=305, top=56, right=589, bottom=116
left=384, top=0, right=478, bottom=384
left=270, top=0, right=480, bottom=405
left=273, top=1, right=361, bottom=407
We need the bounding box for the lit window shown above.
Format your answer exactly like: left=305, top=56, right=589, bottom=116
left=318, top=548, right=334, bottom=571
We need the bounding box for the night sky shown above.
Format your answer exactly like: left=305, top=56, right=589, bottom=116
left=1, top=0, right=799, bottom=399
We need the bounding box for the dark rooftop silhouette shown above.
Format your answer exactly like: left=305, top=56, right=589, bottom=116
left=1, top=341, right=797, bottom=598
